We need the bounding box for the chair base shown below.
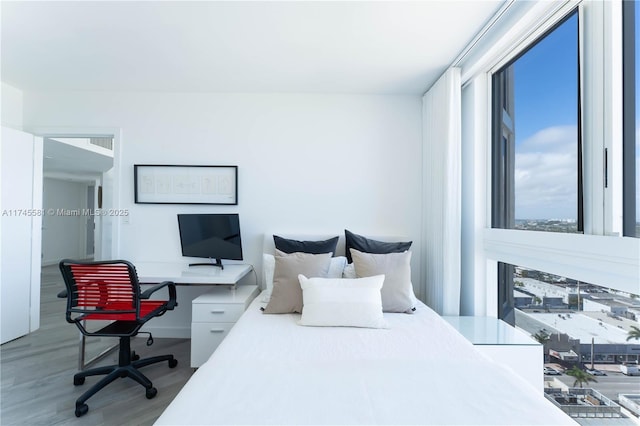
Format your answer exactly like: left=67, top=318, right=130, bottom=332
left=72, top=336, right=177, bottom=417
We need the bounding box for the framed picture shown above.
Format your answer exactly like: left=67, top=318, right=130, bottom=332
left=134, top=165, right=238, bottom=205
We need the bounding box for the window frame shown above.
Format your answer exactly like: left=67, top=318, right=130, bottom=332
left=623, top=0, right=637, bottom=237
left=490, top=9, right=583, bottom=321
left=473, top=1, right=639, bottom=321
left=491, top=9, right=583, bottom=236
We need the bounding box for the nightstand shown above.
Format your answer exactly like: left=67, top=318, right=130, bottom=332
left=191, top=285, right=259, bottom=368
left=442, top=316, right=543, bottom=391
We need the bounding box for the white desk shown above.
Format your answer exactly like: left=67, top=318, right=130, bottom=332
left=135, top=262, right=252, bottom=286
left=134, top=262, right=254, bottom=338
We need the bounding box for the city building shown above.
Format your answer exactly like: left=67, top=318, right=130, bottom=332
left=517, top=311, right=640, bottom=365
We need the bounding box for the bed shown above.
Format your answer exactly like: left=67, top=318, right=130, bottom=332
left=155, top=233, right=575, bottom=425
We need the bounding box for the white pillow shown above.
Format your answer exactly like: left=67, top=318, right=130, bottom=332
left=328, top=256, right=347, bottom=278
left=262, top=254, right=347, bottom=302
left=342, top=263, right=356, bottom=279
left=261, top=253, right=276, bottom=302
left=298, top=274, right=388, bottom=329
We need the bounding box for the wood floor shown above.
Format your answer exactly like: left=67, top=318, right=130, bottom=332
left=1, top=265, right=194, bottom=425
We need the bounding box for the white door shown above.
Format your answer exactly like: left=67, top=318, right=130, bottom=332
left=1, top=127, right=43, bottom=344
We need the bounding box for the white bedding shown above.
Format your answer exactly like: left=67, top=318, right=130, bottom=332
left=156, top=292, right=575, bottom=425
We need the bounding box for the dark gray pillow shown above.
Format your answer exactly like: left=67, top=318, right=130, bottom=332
left=344, top=229, right=412, bottom=263
left=273, top=235, right=339, bottom=256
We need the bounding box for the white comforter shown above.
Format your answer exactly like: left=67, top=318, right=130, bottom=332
left=156, top=292, right=575, bottom=425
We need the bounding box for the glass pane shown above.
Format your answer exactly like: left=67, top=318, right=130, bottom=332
left=506, top=264, right=640, bottom=406
left=512, top=14, right=579, bottom=232
left=636, top=2, right=640, bottom=236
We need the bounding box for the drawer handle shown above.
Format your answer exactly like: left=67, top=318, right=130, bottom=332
left=209, top=329, right=225, bottom=333
left=210, top=310, right=226, bottom=314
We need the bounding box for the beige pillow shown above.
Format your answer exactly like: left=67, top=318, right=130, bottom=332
left=350, top=248, right=415, bottom=313
left=263, top=251, right=332, bottom=314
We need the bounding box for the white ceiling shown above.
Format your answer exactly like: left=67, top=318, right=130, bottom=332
left=43, top=138, right=114, bottom=178
left=1, top=1, right=503, bottom=95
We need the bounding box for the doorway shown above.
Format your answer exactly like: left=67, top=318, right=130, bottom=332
left=41, top=136, right=114, bottom=265
left=41, top=178, right=99, bottom=265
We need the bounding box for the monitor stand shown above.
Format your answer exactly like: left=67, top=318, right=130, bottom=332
left=188, top=258, right=224, bottom=270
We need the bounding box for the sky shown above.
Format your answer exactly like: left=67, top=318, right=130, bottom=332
left=512, top=10, right=640, bottom=223
left=513, top=12, right=578, bottom=221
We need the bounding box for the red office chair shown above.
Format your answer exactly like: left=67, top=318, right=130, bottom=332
left=59, top=259, right=178, bottom=417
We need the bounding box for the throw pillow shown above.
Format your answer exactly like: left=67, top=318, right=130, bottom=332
left=273, top=235, right=339, bottom=255
left=344, top=229, right=412, bottom=263
left=262, top=254, right=347, bottom=303
left=261, top=253, right=276, bottom=302
left=298, top=274, right=388, bottom=329
left=263, top=251, right=332, bottom=314
left=342, top=263, right=356, bottom=279
left=350, top=248, right=415, bottom=313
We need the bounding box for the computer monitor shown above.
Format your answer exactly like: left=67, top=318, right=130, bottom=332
left=177, top=213, right=243, bottom=269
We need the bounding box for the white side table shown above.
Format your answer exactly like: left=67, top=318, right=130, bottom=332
left=191, top=285, right=259, bottom=368
left=442, top=316, right=543, bottom=391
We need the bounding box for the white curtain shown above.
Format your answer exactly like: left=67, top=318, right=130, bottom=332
left=421, top=67, right=462, bottom=316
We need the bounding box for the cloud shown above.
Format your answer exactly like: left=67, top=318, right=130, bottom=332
left=515, top=125, right=577, bottom=220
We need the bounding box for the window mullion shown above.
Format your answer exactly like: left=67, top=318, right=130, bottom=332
left=622, top=0, right=637, bottom=237
left=580, top=2, right=606, bottom=236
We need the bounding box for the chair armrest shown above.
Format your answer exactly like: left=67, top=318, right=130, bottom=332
left=140, top=281, right=177, bottom=308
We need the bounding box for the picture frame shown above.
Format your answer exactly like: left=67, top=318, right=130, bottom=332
left=134, top=164, right=238, bottom=205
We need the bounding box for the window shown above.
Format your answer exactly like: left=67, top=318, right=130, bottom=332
left=623, top=0, right=639, bottom=237
left=476, top=4, right=640, bottom=411
left=492, top=11, right=582, bottom=234
left=502, top=263, right=639, bottom=400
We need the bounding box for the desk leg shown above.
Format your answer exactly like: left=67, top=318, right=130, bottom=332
left=77, top=322, right=118, bottom=370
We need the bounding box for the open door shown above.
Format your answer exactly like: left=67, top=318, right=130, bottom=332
left=1, top=127, right=43, bottom=343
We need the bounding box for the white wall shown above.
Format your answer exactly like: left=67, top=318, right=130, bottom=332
left=23, top=92, right=424, bottom=294
left=1, top=82, right=24, bottom=129
left=42, top=178, right=86, bottom=265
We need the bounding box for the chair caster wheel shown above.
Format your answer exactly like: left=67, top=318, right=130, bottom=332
left=146, top=387, right=158, bottom=399
left=75, top=403, right=89, bottom=417
left=168, top=359, right=178, bottom=368
left=131, top=351, right=140, bottom=361
left=73, top=377, right=85, bottom=386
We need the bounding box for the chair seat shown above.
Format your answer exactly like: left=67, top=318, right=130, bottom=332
left=83, top=300, right=167, bottom=321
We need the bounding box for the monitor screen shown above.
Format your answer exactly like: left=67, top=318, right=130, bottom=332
left=177, top=214, right=243, bottom=268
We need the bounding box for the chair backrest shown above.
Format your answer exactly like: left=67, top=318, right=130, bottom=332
left=59, top=259, right=141, bottom=322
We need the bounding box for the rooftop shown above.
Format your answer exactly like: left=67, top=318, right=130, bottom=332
left=515, top=278, right=568, bottom=300
left=525, top=312, right=638, bottom=344
left=544, top=387, right=623, bottom=420
left=585, top=295, right=640, bottom=309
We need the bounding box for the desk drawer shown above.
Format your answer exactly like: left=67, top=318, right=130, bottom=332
left=190, top=322, right=235, bottom=367
left=192, top=303, right=245, bottom=323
